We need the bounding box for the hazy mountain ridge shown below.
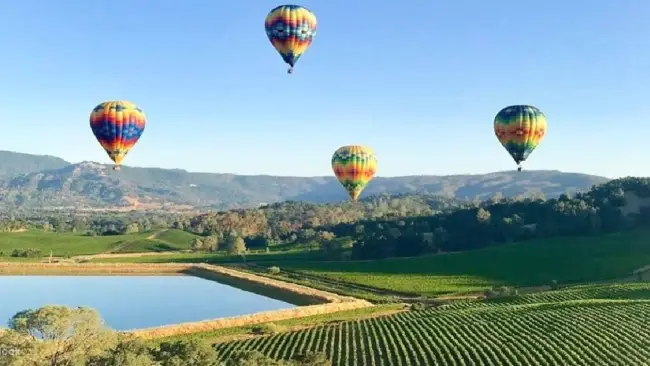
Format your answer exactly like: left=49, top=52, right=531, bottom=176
left=0, top=150, right=70, bottom=177
left=0, top=151, right=611, bottom=211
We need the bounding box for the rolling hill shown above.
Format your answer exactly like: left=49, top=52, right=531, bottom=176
left=0, top=229, right=199, bottom=256
left=275, top=229, right=650, bottom=296
left=0, top=150, right=610, bottom=211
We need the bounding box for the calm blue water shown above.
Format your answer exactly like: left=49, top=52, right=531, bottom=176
left=0, top=275, right=296, bottom=331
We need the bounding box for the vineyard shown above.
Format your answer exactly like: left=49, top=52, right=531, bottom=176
left=215, top=283, right=650, bottom=365
left=275, top=229, right=650, bottom=295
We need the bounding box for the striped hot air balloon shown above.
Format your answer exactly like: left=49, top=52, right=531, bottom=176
left=331, top=145, right=377, bottom=201
left=265, top=5, right=317, bottom=74
left=494, top=105, right=547, bottom=172
left=90, top=100, right=146, bottom=170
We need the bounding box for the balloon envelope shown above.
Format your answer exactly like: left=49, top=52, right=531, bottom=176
left=331, top=145, right=377, bottom=201
left=264, top=4, right=317, bottom=73
left=493, top=105, right=547, bottom=170
left=90, top=100, right=146, bottom=170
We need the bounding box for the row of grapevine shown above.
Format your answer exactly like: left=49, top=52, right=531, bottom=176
left=410, top=282, right=650, bottom=313
left=215, top=288, right=650, bottom=365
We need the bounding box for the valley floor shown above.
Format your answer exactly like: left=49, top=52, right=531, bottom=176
left=3, top=229, right=650, bottom=365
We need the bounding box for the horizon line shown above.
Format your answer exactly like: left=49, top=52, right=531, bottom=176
left=0, top=149, right=615, bottom=179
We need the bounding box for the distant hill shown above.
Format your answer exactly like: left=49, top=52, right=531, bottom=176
left=0, top=150, right=70, bottom=177
left=0, top=151, right=611, bottom=211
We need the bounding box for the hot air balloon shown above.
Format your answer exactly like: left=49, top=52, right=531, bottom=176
left=90, top=100, right=146, bottom=171
left=494, top=105, right=547, bottom=172
left=331, top=145, right=377, bottom=201
left=264, top=5, right=317, bottom=74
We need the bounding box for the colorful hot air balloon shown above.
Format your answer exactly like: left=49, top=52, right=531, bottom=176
left=494, top=105, right=547, bottom=172
left=264, top=5, right=317, bottom=74
left=90, top=101, right=146, bottom=171
left=331, top=145, right=377, bottom=201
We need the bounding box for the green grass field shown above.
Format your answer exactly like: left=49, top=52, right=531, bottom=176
left=274, top=230, right=650, bottom=296
left=115, top=229, right=200, bottom=253
left=92, top=250, right=325, bottom=264
left=214, top=282, right=650, bottom=366
left=0, top=229, right=200, bottom=256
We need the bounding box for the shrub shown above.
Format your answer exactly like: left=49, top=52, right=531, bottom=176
left=410, top=302, right=426, bottom=311
left=250, top=323, right=283, bottom=335
left=484, top=286, right=519, bottom=299
left=268, top=266, right=281, bottom=275
left=10, top=248, right=42, bottom=258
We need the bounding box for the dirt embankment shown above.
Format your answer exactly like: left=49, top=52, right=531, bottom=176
left=79, top=251, right=186, bottom=259
left=130, top=264, right=372, bottom=339
left=0, top=262, right=373, bottom=339
left=130, top=300, right=372, bottom=339
left=0, top=262, right=188, bottom=275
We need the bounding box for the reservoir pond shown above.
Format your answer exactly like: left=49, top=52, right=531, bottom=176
left=0, top=275, right=296, bottom=331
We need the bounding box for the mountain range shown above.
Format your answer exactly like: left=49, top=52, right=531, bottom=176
left=0, top=150, right=612, bottom=212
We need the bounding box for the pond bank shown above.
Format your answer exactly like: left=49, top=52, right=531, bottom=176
left=0, top=262, right=373, bottom=338
left=0, top=262, right=187, bottom=275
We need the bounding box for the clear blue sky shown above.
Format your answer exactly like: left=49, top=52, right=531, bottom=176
left=0, top=0, right=647, bottom=178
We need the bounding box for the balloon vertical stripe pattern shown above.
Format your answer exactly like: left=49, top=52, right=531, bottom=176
left=494, top=105, right=547, bottom=170
left=265, top=5, right=317, bottom=73
left=331, top=145, right=377, bottom=201
left=90, top=100, right=146, bottom=170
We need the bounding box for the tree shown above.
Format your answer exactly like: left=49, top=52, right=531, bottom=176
left=1, top=305, right=117, bottom=365
left=202, top=235, right=219, bottom=251
left=226, top=350, right=284, bottom=365
left=229, top=236, right=247, bottom=256
left=87, top=336, right=156, bottom=366
left=319, top=231, right=335, bottom=241
left=190, top=237, right=204, bottom=252
left=225, top=350, right=332, bottom=366
left=125, top=222, right=140, bottom=234
left=291, top=351, right=333, bottom=366
left=476, top=208, right=491, bottom=223
left=1, top=305, right=225, bottom=366
left=51, top=217, right=67, bottom=232
left=150, top=339, right=220, bottom=366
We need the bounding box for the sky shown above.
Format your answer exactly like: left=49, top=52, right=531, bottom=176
left=0, top=1, right=647, bottom=178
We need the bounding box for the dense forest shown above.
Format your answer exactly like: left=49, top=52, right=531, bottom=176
left=2, top=177, right=649, bottom=261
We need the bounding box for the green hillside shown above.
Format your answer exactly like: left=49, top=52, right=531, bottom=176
left=276, top=230, right=650, bottom=295
left=0, top=229, right=199, bottom=257
left=116, top=229, right=200, bottom=253
left=214, top=283, right=650, bottom=366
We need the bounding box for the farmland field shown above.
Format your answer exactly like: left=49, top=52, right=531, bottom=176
left=275, top=230, right=650, bottom=296
left=92, top=250, right=324, bottom=264
left=114, top=229, right=199, bottom=253
left=214, top=283, right=650, bottom=365
left=0, top=229, right=199, bottom=256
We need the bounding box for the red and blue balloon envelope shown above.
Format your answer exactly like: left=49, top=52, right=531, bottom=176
left=89, top=100, right=146, bottom=170
left=265, top=5, right=317, bottom=74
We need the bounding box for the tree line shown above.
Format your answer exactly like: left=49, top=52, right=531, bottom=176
left=343, top=177, right=650, bottom=259
left=2, top=178, right=649, bottom=262
left=5, top=194, right=461, bottom=243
